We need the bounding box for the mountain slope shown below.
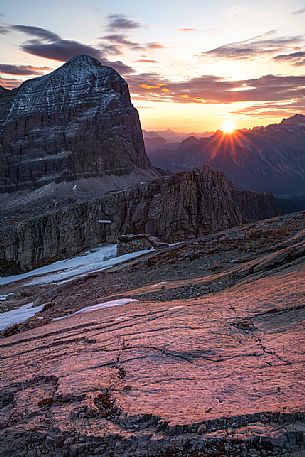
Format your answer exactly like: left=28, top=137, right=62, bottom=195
left=0, top=55, right=154, bottom=193
left=1, top=210, right=305, bottom=456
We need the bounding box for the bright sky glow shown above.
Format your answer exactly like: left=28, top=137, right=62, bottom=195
left=222, top=119, right=236, bottom=133
left=1, top=0, right=305, bottom=132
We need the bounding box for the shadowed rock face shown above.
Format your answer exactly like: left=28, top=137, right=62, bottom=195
left=0, top=166, right=279, bottom=274
left=0, top=55, right=151, bottom=193
left=1, top=211, right=305, bottom=456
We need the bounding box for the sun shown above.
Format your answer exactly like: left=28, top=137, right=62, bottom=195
left=222, top=119, right=236, bottom=134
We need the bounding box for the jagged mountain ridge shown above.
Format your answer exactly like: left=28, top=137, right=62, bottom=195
left=146, top=114, right=305, bottom=195
left=0, top=166, right=279, bottom=274
left=0, top=55, right=153, bottom=193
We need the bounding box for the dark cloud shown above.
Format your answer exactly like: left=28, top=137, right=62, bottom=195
left=106, top=14, right=141, bottom=31
left=7, top=22, right=137, bottom=75
left=201, top=34, right=304, bottom=60
left=10, top=24, right=103, bottom=62
left=291, top=7, right=305, bottom=15
left=106, top=60, right=135, bottom=74
left=0, top=25, right=8, bottom=34
left=274, top=51, right=305, bottom=66
left=0, top=64, right=51, bottom=75
left=11, top=25, right=60, bottom=41
left=21, top=39, right=102, bottom=62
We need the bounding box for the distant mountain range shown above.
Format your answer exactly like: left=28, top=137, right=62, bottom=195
left=145, top=115, right=305, bottom=196
left=143, top=129, right=213, bottom=144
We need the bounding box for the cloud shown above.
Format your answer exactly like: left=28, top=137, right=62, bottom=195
left=0, top=76, right=22, bottom=89
left=102, top=34, right=139, bottom=47
left=106, top=60, right=135, bottom=74
left=146, top=41, right=165, bottom=49
left=274, top=51, right=305, bottom=66
left=100, top=33, right=143, bottom=54
left=0, top=25, right=8, bottom=34
left=21, top=39, right=102, bottom=61
left=126, top=72, right=305, bottom=109
left=177, top=28, right=197, bottom=32
left=201, top=33, right=304, bottom=60
left=137, top=59, right=158, bottom=63
left=11, top=24, right=60, bottom=41
left=100, top=34, right=165, bottom=58
left=10, top=24, right=103, bottom=62
left=106, top=14, right=141, bottom=31
left=291, top=7, right=305, bottom=15
left=6, top=23, right=137, bottom=76
left=231, top=100, right=305, bottom=118
left=0, top=64, right=51, bottom=75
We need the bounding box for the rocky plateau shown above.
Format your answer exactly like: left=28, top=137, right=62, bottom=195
left=1, top=210, right=305, bottom=456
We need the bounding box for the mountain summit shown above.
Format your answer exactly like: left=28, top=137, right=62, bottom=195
left=0, top=55, right=153, bottom=193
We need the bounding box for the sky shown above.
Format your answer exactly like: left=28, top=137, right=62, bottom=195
left=1, top=0, right=305, bottom=132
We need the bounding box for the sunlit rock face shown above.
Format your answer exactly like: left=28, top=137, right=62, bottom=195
left=1, top=211, right=305, bottom=456
left=0, top=55, right=152, bottom=193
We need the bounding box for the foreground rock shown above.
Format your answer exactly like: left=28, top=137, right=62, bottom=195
left=1, top=211, right=305, bottom=456
left=0, top=166, right=279, bottom=274
left=117, top=234, right=167, bottom=256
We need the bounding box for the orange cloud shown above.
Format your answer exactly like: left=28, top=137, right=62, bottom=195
left=177, top=28, right=197, bottom=32
left=137, top=59, right=158, bottom=63
left=139, top=83, right=165, bottom=89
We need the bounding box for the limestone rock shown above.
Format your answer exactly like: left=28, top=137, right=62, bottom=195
left=117, top=234, right=168, bottom=256
left=0, top=166, right=281, bottom=274
left=0, top=55, right=152, bottom=193
left=1, top=211, right=305, bottom=456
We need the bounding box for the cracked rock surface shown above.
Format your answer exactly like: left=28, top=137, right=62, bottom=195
left=1, top=211, right=305, bottom=456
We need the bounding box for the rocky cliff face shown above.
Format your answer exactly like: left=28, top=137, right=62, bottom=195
left=146, top=114, right=305, bottom=195
left=0, top=166, right=279, bottom=275
left=232, top=189, right=280, bottom=222
left=0, top=55, right=152, bottom=193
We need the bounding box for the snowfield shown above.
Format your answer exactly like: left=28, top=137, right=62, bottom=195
left=0, top=245, right=152, bottom=287
left=0, top=244, right=152, bottom=331
left=0, top=303, right=44, bottom=331
left=54, top=298, right=138, bottom=321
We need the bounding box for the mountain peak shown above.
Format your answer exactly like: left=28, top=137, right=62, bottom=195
left=0, top=54, right=152, bottom=193
left=61, top=54, right=103, bottom=71
left=281, top=114, right=305, bottom=126
left=49, top=54, right=119, bottom=80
